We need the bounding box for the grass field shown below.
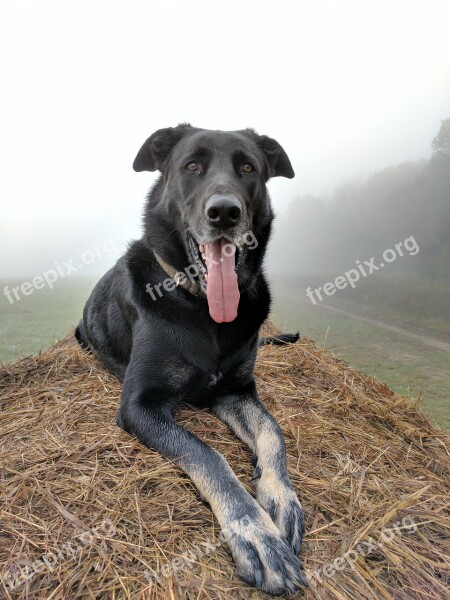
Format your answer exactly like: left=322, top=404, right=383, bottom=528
left=274, top=272, right=450, bottom=336
left=0, top=277, right=96, bottom=363
left=1, top=276, right=448, bottom=432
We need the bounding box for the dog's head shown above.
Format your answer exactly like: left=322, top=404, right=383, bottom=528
left=134, top=124, right=294, bottom=323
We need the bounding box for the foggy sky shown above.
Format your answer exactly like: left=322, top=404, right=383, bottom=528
left=1, top=0, right=450, bottom=278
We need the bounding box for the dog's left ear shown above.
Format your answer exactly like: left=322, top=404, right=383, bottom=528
left=256, top=134, right=295, bottom=179
left=244, top=130, right=295, bottom=179
left=133, top=123, right=193, bottom=172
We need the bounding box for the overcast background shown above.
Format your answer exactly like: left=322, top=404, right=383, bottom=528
left=1, top=0, right=450, bottom=277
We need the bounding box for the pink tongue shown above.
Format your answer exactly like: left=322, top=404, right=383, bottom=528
left=205, top=239, right=240, bottom=323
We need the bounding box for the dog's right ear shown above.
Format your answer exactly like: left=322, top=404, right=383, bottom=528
left=133, top=123, right=193, bottom=172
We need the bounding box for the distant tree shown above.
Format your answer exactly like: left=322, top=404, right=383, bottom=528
left=418, top=217, right=450, bottom=281
left=432, top=117, right=450, bottom=155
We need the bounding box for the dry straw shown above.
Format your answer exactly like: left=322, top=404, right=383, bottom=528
left=1, top=323, right=449, bottom=599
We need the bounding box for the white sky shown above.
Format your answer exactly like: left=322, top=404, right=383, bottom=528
left=1, top=0, right=449, bottom=278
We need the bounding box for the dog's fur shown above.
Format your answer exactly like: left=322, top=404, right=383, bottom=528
left=76, top=125, right=307, bottom=594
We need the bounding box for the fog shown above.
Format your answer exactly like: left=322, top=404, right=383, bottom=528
left=269, top=153, right=450, bottom=276
left=1, top=0, right=450, bottom=278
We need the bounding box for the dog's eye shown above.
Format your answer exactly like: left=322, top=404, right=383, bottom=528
left=242, top=163, right=254, bottom=174
left=185, top=161, right=198, bottom=172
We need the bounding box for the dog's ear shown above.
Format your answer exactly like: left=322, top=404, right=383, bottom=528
left=244, top=130, right=295, bottom=179
left=256, top=134, right=295, bottom=179
left=133, top=123, right=193, bottom=172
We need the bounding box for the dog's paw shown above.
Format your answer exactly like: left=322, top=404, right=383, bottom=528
left=225, top=512, right=308, bottom=595
left=256, top=471, right=305, bottom=554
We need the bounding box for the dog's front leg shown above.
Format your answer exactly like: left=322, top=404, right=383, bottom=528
left=117, top=390, right=306, bottom=594
left=211, top=385, right=305, bottom=555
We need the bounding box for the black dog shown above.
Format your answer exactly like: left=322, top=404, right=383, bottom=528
left=76, top=125, right=307, bottom=594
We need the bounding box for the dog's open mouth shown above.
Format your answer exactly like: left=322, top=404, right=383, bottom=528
left=188, top=235, right=243, bottom=324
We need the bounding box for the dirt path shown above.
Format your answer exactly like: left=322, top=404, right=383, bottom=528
left=278, top=292, right=450, bottom=354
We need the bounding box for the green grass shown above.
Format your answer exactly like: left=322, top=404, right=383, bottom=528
left=0, top=277, right=96, bottom=363
left=273, top=272, right=450, bottom=335
left=271, top=290, right=450, bottom=433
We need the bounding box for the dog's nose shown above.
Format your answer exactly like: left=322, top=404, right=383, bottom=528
left=205, top=194, right=242, bottom=229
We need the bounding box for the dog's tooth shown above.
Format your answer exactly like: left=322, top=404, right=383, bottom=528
left=199, top=244, right=205, bottom=253
left=201, top=253, right=206, bottom=260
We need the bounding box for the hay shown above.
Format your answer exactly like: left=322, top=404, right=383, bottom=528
left=1, top=323, right=449, bottom=599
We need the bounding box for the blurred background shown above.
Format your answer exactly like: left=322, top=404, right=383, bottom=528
left=1, top=0, right=449, bottom=430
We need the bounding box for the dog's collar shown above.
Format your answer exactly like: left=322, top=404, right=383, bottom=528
left=154, top=252, right=205, bottom=298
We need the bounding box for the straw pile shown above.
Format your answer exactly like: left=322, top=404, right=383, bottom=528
left=1, top=323, right=449, bottom=599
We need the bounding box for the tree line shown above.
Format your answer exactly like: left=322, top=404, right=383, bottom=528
left=270, top=118, right=450, bottom=282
